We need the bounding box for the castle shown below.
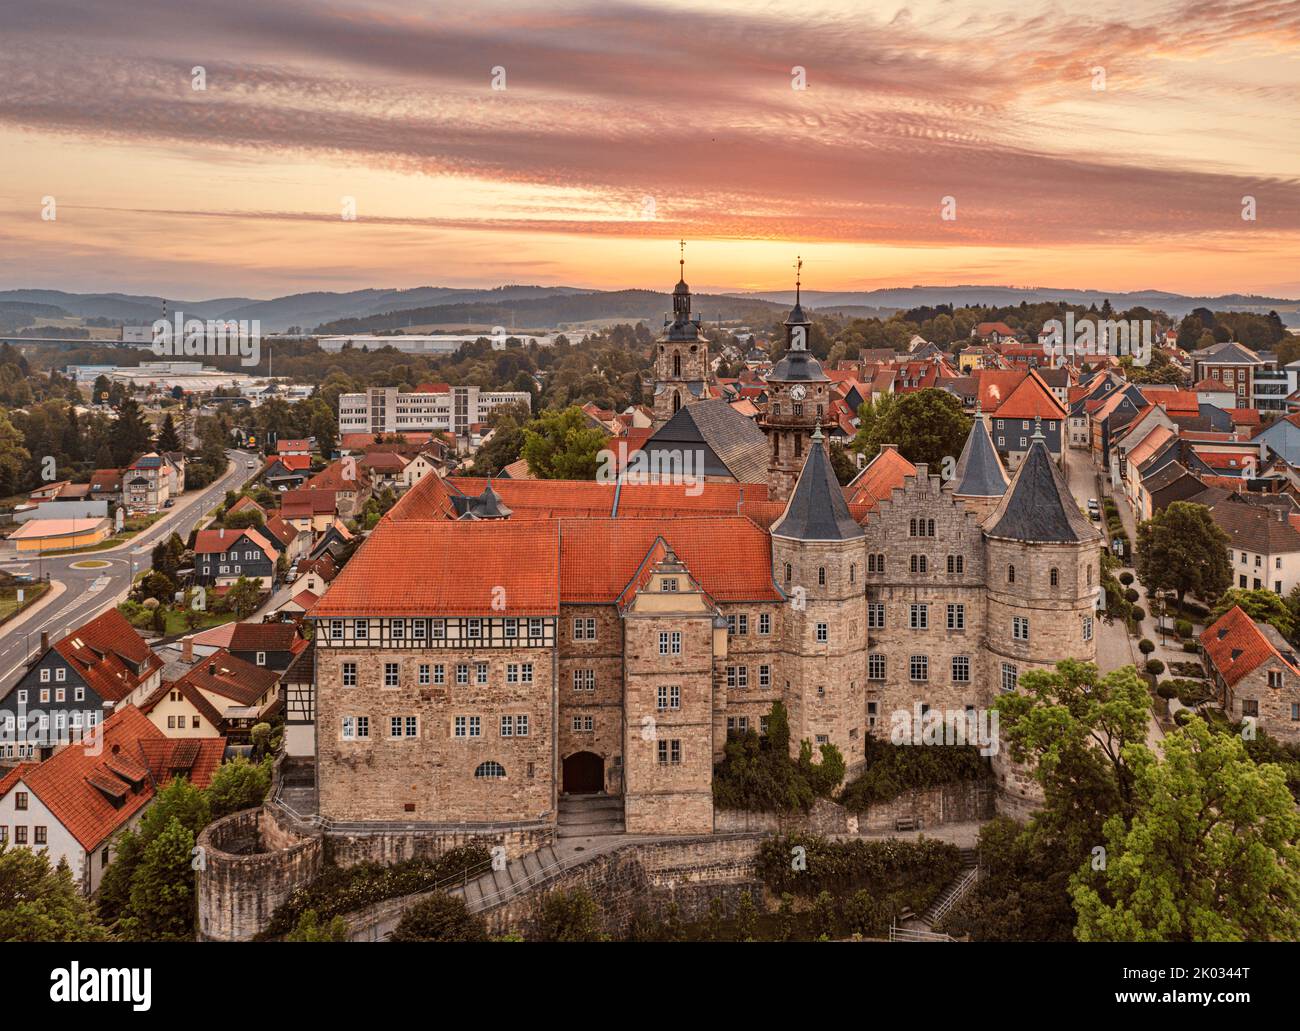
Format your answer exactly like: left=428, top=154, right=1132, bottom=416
left=306, top=264, right=1103, bottom=837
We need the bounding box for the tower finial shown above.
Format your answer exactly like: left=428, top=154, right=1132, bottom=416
left=1032, top=413, right=1044, bottom=441
left=679, top=238, right=685, bottom=280
left=794, top=255, right=803, bottom=305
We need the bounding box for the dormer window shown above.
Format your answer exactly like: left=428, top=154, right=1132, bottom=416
left=661, top=578, right=679, bottom=593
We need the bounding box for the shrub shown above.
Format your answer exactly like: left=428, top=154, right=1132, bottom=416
left=1138, top=639, right=1155, bottom=655
left=285, top=909, right=349, bottom=942
left=1125, top=588, right=1141, bottom=604
left=533, top=887, right=603, bottom=942
left=1182, top=641, right=1199, bottom=653
left=1166, top=678, right=1213, bottom=705
left=391, top=892, right=487, bottom=942
left=1146, top=659, right=1165, bottom=676
left=258, top=844, right=491, bottom=939
left=713, top=702, right=843, bottom=811
left=206, top=757, right=272, bottom=818
left=839, top=737, right=988, bottom=810
left=1156, top=681, right=1179, bottom=700
left=1119, top=572, right=1134, bottom=586
left=1175, top=619, right=1194, bottom=638
left=1131, top=606, right=1146, bottom=622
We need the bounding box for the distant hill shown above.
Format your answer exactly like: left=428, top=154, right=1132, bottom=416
left=313, top=290, right=789, bottom=335
left=730, top=286, right=1300, bottom=323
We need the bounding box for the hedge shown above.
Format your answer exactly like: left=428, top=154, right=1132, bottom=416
left=838, top=737, right=989, bottom=811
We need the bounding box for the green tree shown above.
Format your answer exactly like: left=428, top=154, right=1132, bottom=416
left=533, top=887, right=603, bottom=941
left=391, top=892, right=487, bottom=942
left=222, top=576, right=263, bottom=619
left=1210, top=587, right=1295, bottom=640
left=207, top=757, right=272, bottom=818
left=734, top=891, right=758, bottom=941
left=851, top=388, right=971, bottom=469
left=156, top=412, right=181, bottom=452
left=520, top=406, right=607, bottom=480
left=0, top=845, right=109, bottom=941
left=1072, top=719, right=1300, bottom=941
left=1136, top=502, right=1231, bottom=608
left=119, top=818, right=197, bottom=941
left=112, top=398, right=154, bottom=466
left=285, top=908, right=350, bottom=941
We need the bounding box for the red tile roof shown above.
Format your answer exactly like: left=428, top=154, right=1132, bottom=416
left=227, top=622, right=304, bottom=654
left=269, top=454, right=314, bottom=472
left=171, top=648, right=282, bottom=707
left=315, top=522, right=561, bottom=617
left=308, top=461, right=368, bottom=493
left=89, top=469, right=123, bottom=492
left=276, top=439, right=311, bottom=453
left=16, top=706, right=224, bottom=851
left=988, top=370, right=1067, bottom=420
left=280, top=489, right=339, bottom=518
left=1201, top=605, right=1300, bottom=687
left=1226, top=408, right=1262, bottom=426
left=0, top=763, right=37, bottom=797
left=843, top=446, right=917, bottom=508
left=52, top=609, right=162, bottom=703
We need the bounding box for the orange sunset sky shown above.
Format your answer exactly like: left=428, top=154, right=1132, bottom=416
left=0, top=0, right=1297, bottom=299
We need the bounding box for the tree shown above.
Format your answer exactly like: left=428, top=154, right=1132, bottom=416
left=207, top=757, right=272, bottom=818
left=119, top=817, right=197, bottom=941
left=1211, top=588, right=1296, bottom=640
left=222, top=576, right=263, bottom=619
left=734, top=891, right=758, bottom=941
left=390, top=892, right=487, bottom=942
left=520, top=406, right=607, bottom=480
left=0, top=409, right=31, bottom=496
left=851, top=388, right=971, bottom=470
left=285, top=909, right=350, bottom=941
left=1135, top=502, right=1231, bottom=608
left=533, top=887, right=603, bottom=941
left=112, top=398, right=154, bottom=466
left=0, top=844, right=109, bottom=941
left=156, top=412, right=181, bottom=452
left=1072, top=718, right=1300, bottom=941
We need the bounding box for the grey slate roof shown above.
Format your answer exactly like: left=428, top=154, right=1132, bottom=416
left=768, top=348, right=831, bottom=383
left=643, top=398, right=770, bottom=483
left=953, top=418, right=1009, bottom=498
left=984, top=436, right=1099, bottom=543
left=772, top=433, right=865, bottom=541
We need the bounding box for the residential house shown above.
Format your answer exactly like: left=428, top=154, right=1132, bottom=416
left=1201, top=605, right=1300, bottom=744
left=1211, top=501, right=1300, bottom=594
left=123, top=451, right=184, bottom=515
left=0, top=705, right=224, bottom=894
left=0, top=610, right=163, bottom=761
left=193, top=526, right=279, bottom=589
left=279, top=488, right=339, bottom=534
left=227, top=621, right=307, bottom=673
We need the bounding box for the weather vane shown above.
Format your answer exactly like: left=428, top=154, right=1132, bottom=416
left=794, top=255, right=803, bottom=302
left=679, top=238, right=685, bottom=278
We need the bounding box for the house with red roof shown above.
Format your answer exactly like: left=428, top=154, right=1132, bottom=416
left=972, top=321, right=1018, bottom=343
left=305, top=459, right=371, bottom=517
left=279, top=488, right=339, bottom=534
left=980, top=369, right=1068, bottom=467
left=1201, top=605, right=1300, bottom=744
left=0, top=705, right=224, bottom=893
left=193, top=526, right=279, bottom=589
left=276, top=439, right=312, bottom=456
left=0, top=609, right=163, bottom=760
left=142, top=647, right=283, bottom=742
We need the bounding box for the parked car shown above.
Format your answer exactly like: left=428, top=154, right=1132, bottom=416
left=163, top=499, right=175, bottom=508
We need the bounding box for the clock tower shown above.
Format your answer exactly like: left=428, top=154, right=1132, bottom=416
left=760, top=258, right=832, bottom=501
left=651, top=241, right=710, bottom=429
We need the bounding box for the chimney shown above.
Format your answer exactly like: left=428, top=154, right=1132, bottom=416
left=208, top=661, right=216, bottom=676
left=880, top=443, right=899, bottom=453
left=182, top=635, right=193, bottom=663
left=40, top=630, right=49, bottom=651
left=219, top=527, right=225, bottom=540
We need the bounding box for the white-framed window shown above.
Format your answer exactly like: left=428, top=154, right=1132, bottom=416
left=433, top=664, right=446, bottom=685
left=528, top=618, right=544, bottom=638
left=759, top=612, right=771, bottom=635
left=475, top=761, right=506, bottom=779
left=573, top=669, right=595, bottom=691
left=502, top=617, right=518, bottom=639
left=1013, top=616, right=1030, bottom=641
left=657, top=739, right=682, bottom=765
left=466, top=618, right=482, bottom=639
left=255, top=651, right=267, bottom=666
left=475, top=662, right=489, bottom=685
left=54, top=668, right=65, bottom=682
left=946, top=604, right=965, bottom=630
left=573, top=617, right=596, bottom=641
left=55, top=688, right=65, bottom=703
left=381, top=662, right=398, bottom=687
left=868, top=603, right=885, bottom=629
left=572, top=715, right=594, bottom=732
left=1083, top=616, right=1094, bottom=642
left=952, top=656, right=971, bottom=683
left=1001, top=663, right=1018, bottom=693
left=910, top=655, right=929, bottom=682
left=391, top=619, right=405, bottom=640
left=657, top=685, right=681, bottom=711
left=456, top=664, right=469, bottom=685
left=418, top=663, right=431, bottom=685
left=868, top=654, right=886, bottom=680
left=816, top=622, right=828, bottom=643
left=39, top=669, right=49, bottom=683
left=330, top=620, right=344, bottom=640
left=412, top=619, right=427, bottom=640
left=759, top=665, right=771, bottom=688
left=342, top=662, right=357, bottom=687
left=661, top=578, right=679, bottom=593
left=390, top=716, right=417, bottom=738
left=909, top=604, right=928, bottom=630
left=341, top=715, right=369, bottom=740
left=74, top=687, right=84, bottom=702
left=354, top=619, right=369, bottom=640
left=431, top=619, right=446, bottom=639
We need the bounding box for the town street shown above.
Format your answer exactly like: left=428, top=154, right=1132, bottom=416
left=0, top=449, right=261, bottom=688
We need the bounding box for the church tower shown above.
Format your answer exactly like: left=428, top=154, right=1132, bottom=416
left=651, top=241, right=710, bottom=429
left=761, top=258, right=831, bottom=501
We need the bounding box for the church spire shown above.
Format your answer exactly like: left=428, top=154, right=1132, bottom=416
left=672, top=238, right=691, bottom=322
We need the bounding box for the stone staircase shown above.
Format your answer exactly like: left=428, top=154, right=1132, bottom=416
left=920, top=846, right=980, bottom=927
left=450, top=842, right=565, bottom=915
left=556, top=793, right=625, bottom=839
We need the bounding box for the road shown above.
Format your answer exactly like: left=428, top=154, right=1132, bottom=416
left=0, top=449, right=262, bottom=689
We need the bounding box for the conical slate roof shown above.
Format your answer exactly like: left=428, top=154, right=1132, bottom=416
left=952, top=418, right=1009, bottom=498
left=984, top=433, right=1097, bottom=543
left=772, top=431, right=865, bottom=541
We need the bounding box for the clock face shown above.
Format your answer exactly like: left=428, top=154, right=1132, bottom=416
left=790, top=385, right=807, bottom=401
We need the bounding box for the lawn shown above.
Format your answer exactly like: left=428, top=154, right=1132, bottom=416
left=0, top=581, right=50, bottom=623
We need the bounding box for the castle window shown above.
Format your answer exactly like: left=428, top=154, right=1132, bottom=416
left=849, top=564, right=856, bottom=584
left=573, top=669, right=595, bottom=691
left=476, top=663, right=489, bottom=685
left=795, top=434, right=803, bottom=457
left=504, top=618, right=518, bottom=639
left=909, top=604, right=929, bottom=629
left=784, top=563, right=792, bottom=584
left=1007, top=565, right=1015, bottom=584
left=1088, top=565, right=1093, bottom=586
left=657, top=739, right=682, bottom=765
left=759, top=612, right=771, bottom=635
left=1269, top=670, right=1283, bottom=689
left=474, top=761, right=506, bottom=779
left=466, top=618, right=482, bottom=639
left=816, top=622, right=829, bottom=643
left=952, top=656, right=971, bottom=683
left=818, top=567, right=826, bottom=586
left=342, top=662, right=357, bottom=687
left=947, top=555, right=964, bottom=574
left=759, top=665, right=771, bottom=688
left=1050, top=567, right=1059, bottom=587
left=773, top=435, right=781, bottom=460
left=868, top=603, right=885, bottom=629
left=673, top=352, right=681, bottom=377
left=657, top=685, right=681, bottom=711
left=341, top=716, right=369, bottom=740
left=418, top=664, right=430, bottom=685
left=1083, top=616, right=1093, bottom=642
left=1013, top=616, right=1030, bottom=641
left=390, top=716, right=418, bottom=738
left=947, top=604, right=965, bottom=630
left=868, top=654, right=886, bottom=680
left=434, top=664, right=446, bottom=685
left=910, top=555, right=927, bottom=574
left=662, top=578, right=679, bottom=592
left=456, top=664, right=469, bottom=685
left=1001, top=663, right=1018, bottom=693
left=384, top=663, right=399, bottom=688
left=909, top=656, right=929, bottom=681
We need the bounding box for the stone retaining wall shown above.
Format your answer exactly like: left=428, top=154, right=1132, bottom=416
left=326, top=822, right=551, bottom=868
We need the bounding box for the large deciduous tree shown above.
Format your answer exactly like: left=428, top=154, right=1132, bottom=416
left=1135, top=501, right=1231, bottom=608
left=520, top=406, right=607, bottom=480
left=1071, top=718, right=1300, bottom=941
left=851, top=388, right=971, bottom=470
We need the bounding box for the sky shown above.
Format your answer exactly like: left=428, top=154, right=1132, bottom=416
left=0, top=0, right=1297, bottom=300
